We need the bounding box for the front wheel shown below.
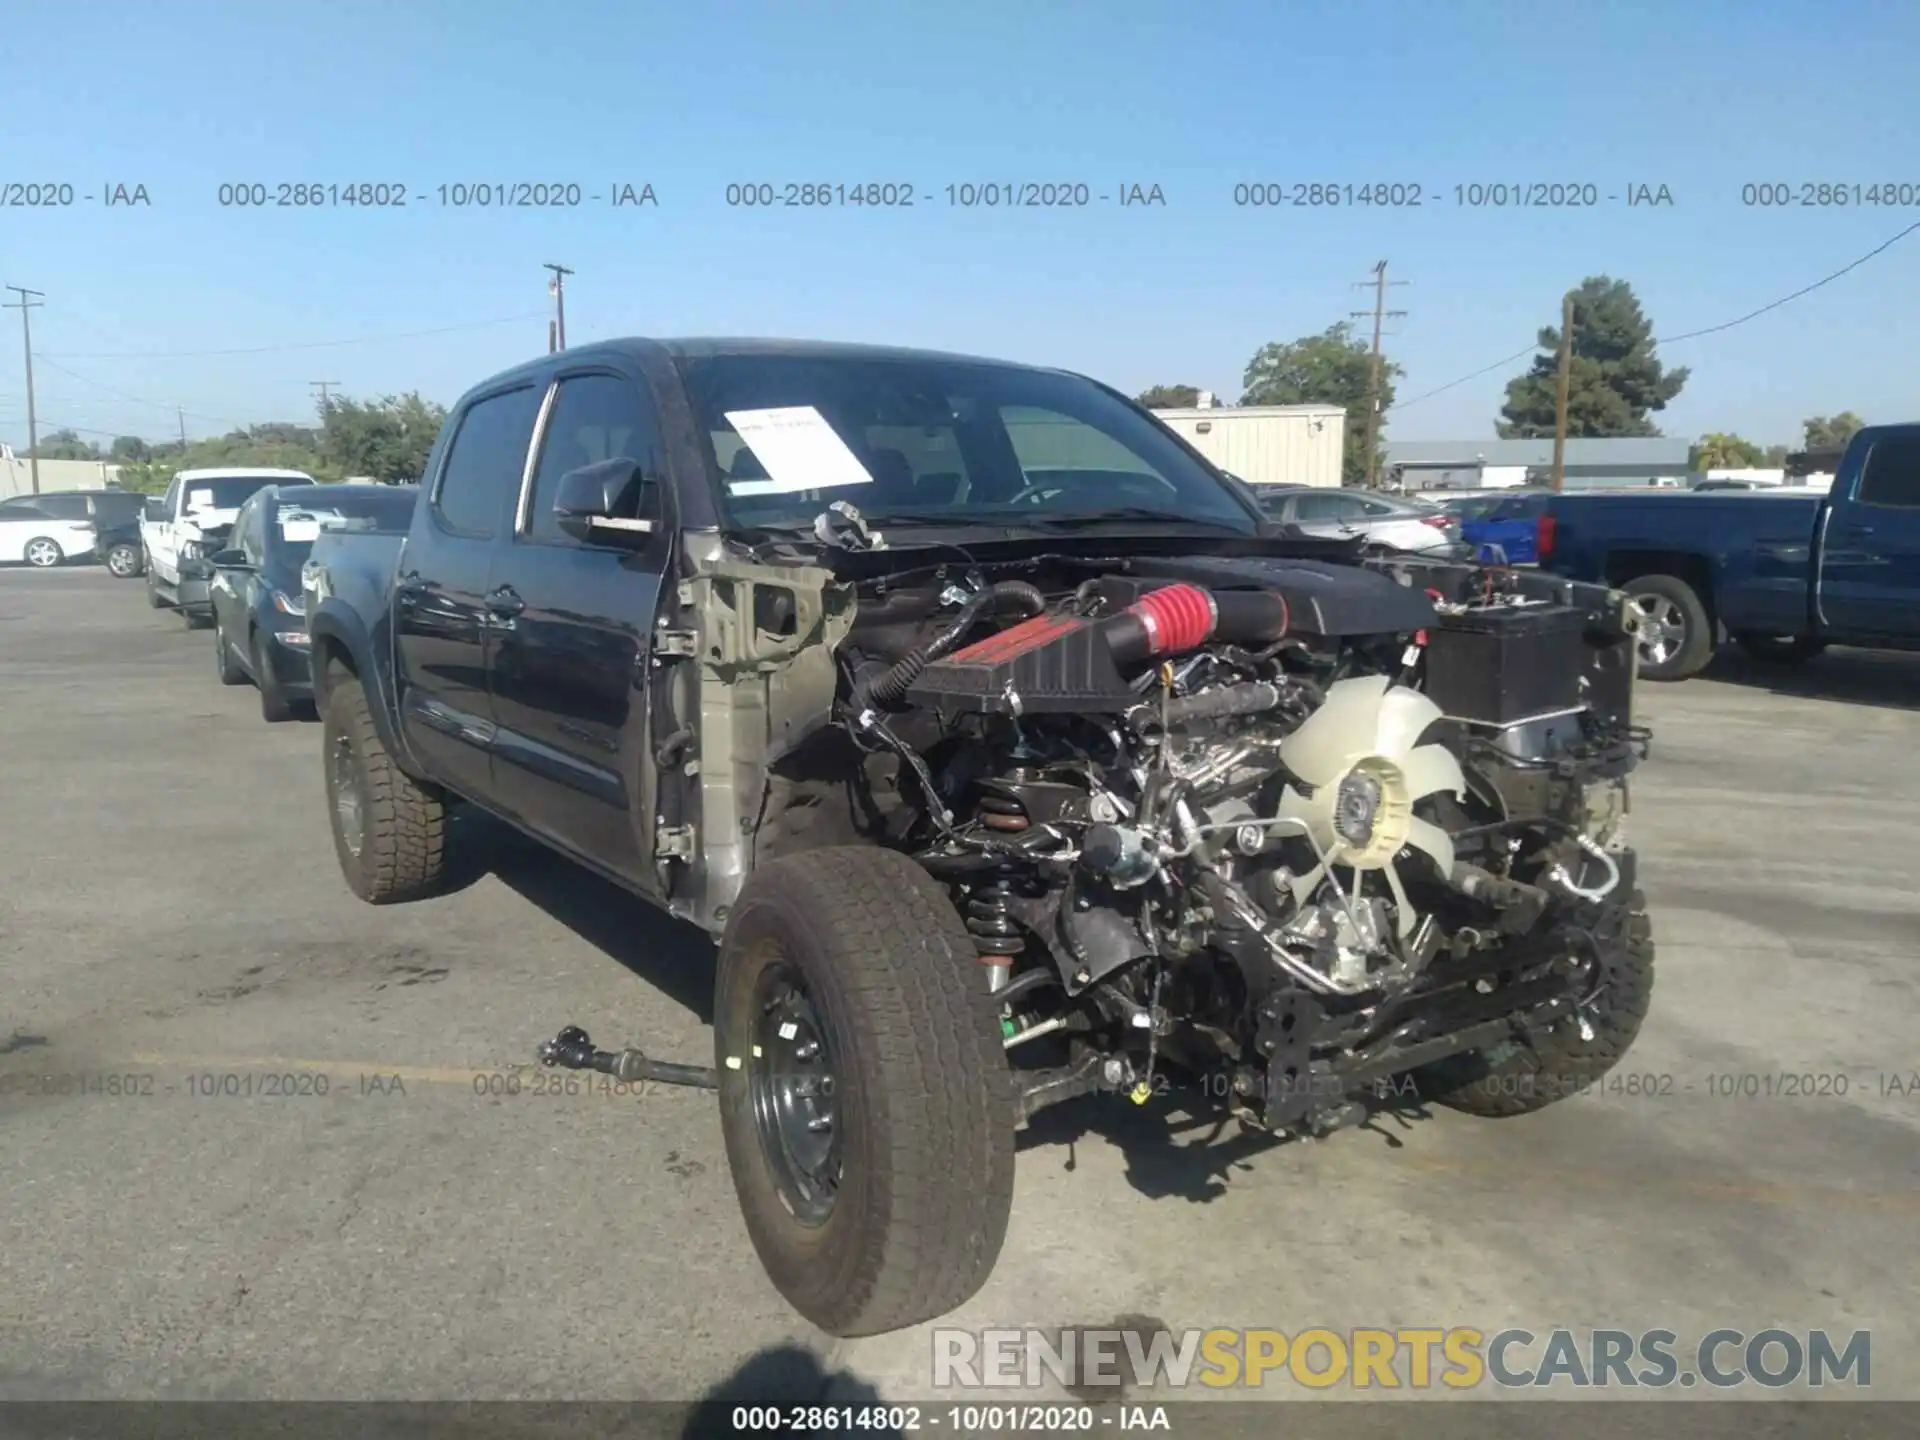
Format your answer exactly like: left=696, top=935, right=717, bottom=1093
left=1623, top=575, right=1713, bottom=680
left=23, top=537, right=63, bottom=568
left=321, top=670, right=451, bottom=903
left=105, top=542, right=143, bottom=578
left=253, top=631, right=296, bottom=722
left=214, top=620, right=247, bottom=685
left=1416, top=888, right=1655, bottom=1117
left=715, top=848, right=1016, bottom=1337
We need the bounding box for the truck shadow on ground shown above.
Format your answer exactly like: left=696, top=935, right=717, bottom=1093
left=1017, top=1087, right=1436, bottom=1203
left=1699, top=645, right=1920, bottom=711
left=450, top=806, right=717, bottom=1024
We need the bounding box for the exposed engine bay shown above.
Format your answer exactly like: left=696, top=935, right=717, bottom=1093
left=774, top=543, right=1649, bottom=1136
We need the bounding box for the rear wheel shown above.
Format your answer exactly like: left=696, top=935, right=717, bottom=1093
left=321, top=671, right=451, bottom=903
left=1623, top=575, right=1712, bottom=680
left=715, top=848, right=1016, bottom=1337
left=23, top=537, right=62, bottom=568
left=1734, top=632, right=1826, bottom=664
left=105, top=542, right=142, bottom=578
left=1417, top=889, right=1655, bottom=1116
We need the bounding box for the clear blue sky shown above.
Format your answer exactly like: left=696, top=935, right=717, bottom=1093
left=3, top=0, right=1916, bottom=451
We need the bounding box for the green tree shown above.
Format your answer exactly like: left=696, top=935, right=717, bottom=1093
left=110, top=435, right=149, bottom=463
left=31, top=428, right=102, bottom=460
left=319, top=391, right=447, bottom=483
left=1240, top=322, right=1392, bottom=486
left=1497, top=277, right=1688, bottom=439
left=1137, top=384, right=1203, bottom=409
left=1802, top=412, right=1865, bottom=451
left=1762, top=443, right=1790, bottom=467
left=1689, top=432, right=1765, bottom=470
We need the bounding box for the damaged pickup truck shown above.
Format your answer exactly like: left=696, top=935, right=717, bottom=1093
left=302, top=339, right=1656, bottom=1337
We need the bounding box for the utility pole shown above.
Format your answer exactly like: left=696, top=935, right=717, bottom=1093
left=1550, top=293, right=1576, bottom=492
left=4, top=286, right=45, bottom=493
left=544, top=263, right=573, bottom=351
left=1350, top=261, right=1407, bottom=488
left=310, top=380, right=341, bottom=410
left=177, top=406, right=188, bottom=449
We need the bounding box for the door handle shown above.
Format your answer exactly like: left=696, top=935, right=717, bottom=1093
left=396, top=572, right=429, bottom=598
left=486, top=586, right=525, bottom=618
left=1842, top=523, right=1875, bottom=539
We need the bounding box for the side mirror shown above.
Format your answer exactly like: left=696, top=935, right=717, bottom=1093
left=209, top=547, right=250, bottom=569
left=553, top=457, right=656, bottom=546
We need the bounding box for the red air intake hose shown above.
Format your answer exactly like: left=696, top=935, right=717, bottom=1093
left=1101, top=583, right=1289, bottom=667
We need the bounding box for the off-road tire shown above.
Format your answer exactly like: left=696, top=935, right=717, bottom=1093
left=214, top=621, right=247, bottom=685
left=715, top=847, right=1017, bottom=1337
left=1734, top=632, right=1826, bottom=664
left=321, top=671, right=450, bottom=904
left=1624, top=574, right=1713, bottom=681
left=254, top=630, right=296, bottom=723
left=1416, top=889, right=1655, bottom=1117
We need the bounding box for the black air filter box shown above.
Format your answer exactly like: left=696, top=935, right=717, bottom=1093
left=903, top=612, right=1135, bottom=717
left=1424, top=603, right=1587, bottom=726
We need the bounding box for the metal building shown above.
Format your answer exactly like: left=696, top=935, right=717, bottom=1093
left=1383, top=438, right=1694, bottom=492
left=1151, top=404, right=1346, bottom=488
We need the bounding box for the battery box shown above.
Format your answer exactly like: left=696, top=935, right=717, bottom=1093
left=1423, top=603, right=1588, bottom=726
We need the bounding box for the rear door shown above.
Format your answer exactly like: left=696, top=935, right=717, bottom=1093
left=395, top=382, right=545, bottom=797
left=487, top=367, right=671, bottom=878
left=1817, top=431, right=1920, bottom=638
left=1289, top=490, right=1370, bottom=538
left=0, top=498, right=57, bottom=561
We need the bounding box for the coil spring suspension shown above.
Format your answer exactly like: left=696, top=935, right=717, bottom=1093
left=965, top=875, right=1025, bottom=957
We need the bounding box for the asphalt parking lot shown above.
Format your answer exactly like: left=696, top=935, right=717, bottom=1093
left=2, top=566, right=1917, bottom=1409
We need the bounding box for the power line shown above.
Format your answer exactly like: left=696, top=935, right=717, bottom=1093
left=1386, top=218, right=1920, bottom=417
left=41, top=312, right=549, bottom=360
left=32, top=354, right=242, bottom=427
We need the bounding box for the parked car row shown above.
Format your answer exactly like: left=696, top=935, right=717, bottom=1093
left=0, top=487, right=148, bottom=571
left=101, top=467, right=418, bottom=721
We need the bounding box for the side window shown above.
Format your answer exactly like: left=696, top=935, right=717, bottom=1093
left=1294, top=492, right=1358, bottom=523
left=238, top=498, right=265, bottom=564
left=37, top=495, right=90, bottom=521
left=0, top=499, right=50, bottom=521
left=523, top=373, right=664, bottom=544
left=1856, top=436, right=1920, bottom=509
left=435, top=386, right=544, bottom=537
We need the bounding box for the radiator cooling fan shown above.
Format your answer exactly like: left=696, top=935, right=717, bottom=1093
left=1275, top=675, right=1467, bottom=938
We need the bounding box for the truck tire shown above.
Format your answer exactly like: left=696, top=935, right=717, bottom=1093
left=714, top=847, right=1016, bottom=1337
left=1734, top=632, right=1826, bottom=664
left=1623, top=575, right=1713, bottom=680
left=321, top=671, right=450, bottom=904
left=1415, top=889, right=1655, bottom=1117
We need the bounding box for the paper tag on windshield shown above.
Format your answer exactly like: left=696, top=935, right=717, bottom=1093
left=280, top=517, right=323, bottom=543
left=723, top=407, right=873, bottom=497
left=186, top=489, right=214, bottom=510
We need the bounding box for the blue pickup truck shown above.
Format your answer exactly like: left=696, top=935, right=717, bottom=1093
left=1441, top=426, right=1920, bottom=681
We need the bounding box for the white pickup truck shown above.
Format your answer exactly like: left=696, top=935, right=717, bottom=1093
left=142, top=467, right=315, bottom=623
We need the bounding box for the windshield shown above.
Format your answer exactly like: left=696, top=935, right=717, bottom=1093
left=677, top=354, right=1258, bottom=534
left=272, top=488, right=417, bottom=568
left=182, top=475, right=313, bottom=512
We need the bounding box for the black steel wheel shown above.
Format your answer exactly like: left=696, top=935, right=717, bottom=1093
left=748, top=958, right=843, bottom=1225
